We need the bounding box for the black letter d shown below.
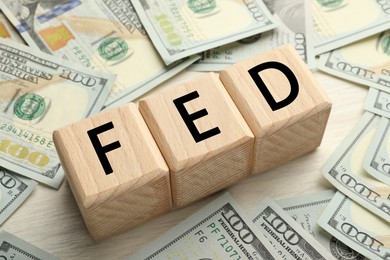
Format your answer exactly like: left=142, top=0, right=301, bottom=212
left=248, top=61, right=299, bottom=111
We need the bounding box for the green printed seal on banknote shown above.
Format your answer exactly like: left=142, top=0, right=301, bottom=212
left=98, top=38, right=128, bottom=61
left=316, top=0, right=345, bottom=8
left=381, top=35, right=390, bottom=56
left=14, top=93, right=46, bottom=121
left=188, top=0, right=216, bottom=14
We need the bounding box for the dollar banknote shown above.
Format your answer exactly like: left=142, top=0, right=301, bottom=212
left=0, top=168, right=36, bottom=225
left=191, top=0, right=315, bottom=71
left=129, top=193, right=279, bottom=259
left=321, top=112, right=390, bottom=222
left=0, top=230, right=59, bottom=259
left=251, top=198, right=334, bottom=260
left=0, top=38, right=115, bottom=188
left=131, top=0, right=278, bottom=65
left=277, top=190, right=367, bottom=260
left=318, top=31, right=390, bottom=92
left=312, top=0, right=390, bottom=55
left=0, top=11, right=24, bottom=44
left=318, top=192, right=390, bottom=260
left=0, top=0, right=198, bottom=109
left=364, top=87, right=390, bottom=118
left=363, top=116, right=390, bottom=185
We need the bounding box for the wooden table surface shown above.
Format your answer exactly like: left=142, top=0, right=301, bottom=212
left=2, top=69, right=368, bottom=259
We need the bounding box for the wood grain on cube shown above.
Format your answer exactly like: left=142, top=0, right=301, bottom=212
left=53, top=103, right=171, bottom=240
left=220, top=45, right=332, bottom=174
left=139, top=73, right=254, bottom=207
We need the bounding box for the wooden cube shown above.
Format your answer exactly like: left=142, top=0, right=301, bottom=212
left=52, top=103, right=171, bottom=240
left=139, top=73, right=254, bottom=207
left=220, top=45, right=332, bottom=174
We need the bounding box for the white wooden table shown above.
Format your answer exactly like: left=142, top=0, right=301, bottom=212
left=2, top=69, right=368, bottom=259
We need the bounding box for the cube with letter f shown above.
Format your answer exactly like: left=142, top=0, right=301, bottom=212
left=53, top=103, right=171, bottom=240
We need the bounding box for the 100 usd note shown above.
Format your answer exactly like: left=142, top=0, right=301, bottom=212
left=363, top=116, right=390, bottom=185
left=191, top=0, right=315, bottom=71
left=0, top=0, right=197, bottom=109
left=364, top=88, right=390, bottom=118
left=129, top=193, right=278, bottom=259
left=0, top=168, right=36, bottom=225
left=252, top=198, right=334, bottom=260
left=277, top=190, right=367, bottom=260
left=318, top=192, right=390, bottom=260
left=0, top=38, right=115, bottom=188
left=318, top=31, right=390, bottom=92
left=312, top=0, right=390, bottom=55
left=321, top=112, right=390, bottom=222
left=0, top=230, right=59, bottom=259
left=131, top=0, right=278, bottom=65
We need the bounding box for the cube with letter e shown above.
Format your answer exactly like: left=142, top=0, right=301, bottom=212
left=52, top=103, right=171, bottom=241
left=220, top=45, right=332, bottom=174
left=139, top=73, right=254, bottom=207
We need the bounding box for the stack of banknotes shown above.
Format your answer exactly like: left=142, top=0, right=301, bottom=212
left=128, top=191, right=378, bottom=259
left=0, top=0, right=388, bottom=258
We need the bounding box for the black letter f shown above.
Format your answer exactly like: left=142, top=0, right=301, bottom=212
left=87, top=122, right=121, bottom=175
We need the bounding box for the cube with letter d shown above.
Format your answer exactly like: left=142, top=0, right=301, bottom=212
left=52, top=103, right=171, bottom=240
left=220, top=45, right=332, bottom=174
left=139, top=73, right=254, bottom=207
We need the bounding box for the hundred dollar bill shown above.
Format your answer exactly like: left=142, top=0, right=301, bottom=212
left=191, top=0, right=315, bottom=71
left=318, top=31, right=390, bottom=92
left=321, top=112, right=390, bottom=222
left=0, top=0, right=197, bottom=109
left=363, top=116, right=390, bottom=185
left=0, top=38, right=115, bottom=188
left=252, top=198, right=334, bottom=260
left=0, top=168, right=36, bottom=225
left=277, top=190, right=367, bottom=260
left=0, top=11, right=24, bottom=44
left=312, top=0, right=390, bottom=55
left=364, top=87, right=390, bottom=118
left=131, top=0, right=278, bottom=65
left=0, top=230, right=59, bottom=259
left=318, top=192, right=390, bottom=260
left=129, top=193, right=278, bottom=260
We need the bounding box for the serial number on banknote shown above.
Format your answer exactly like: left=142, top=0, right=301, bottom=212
left=0, top=123, right=53, bottom=148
